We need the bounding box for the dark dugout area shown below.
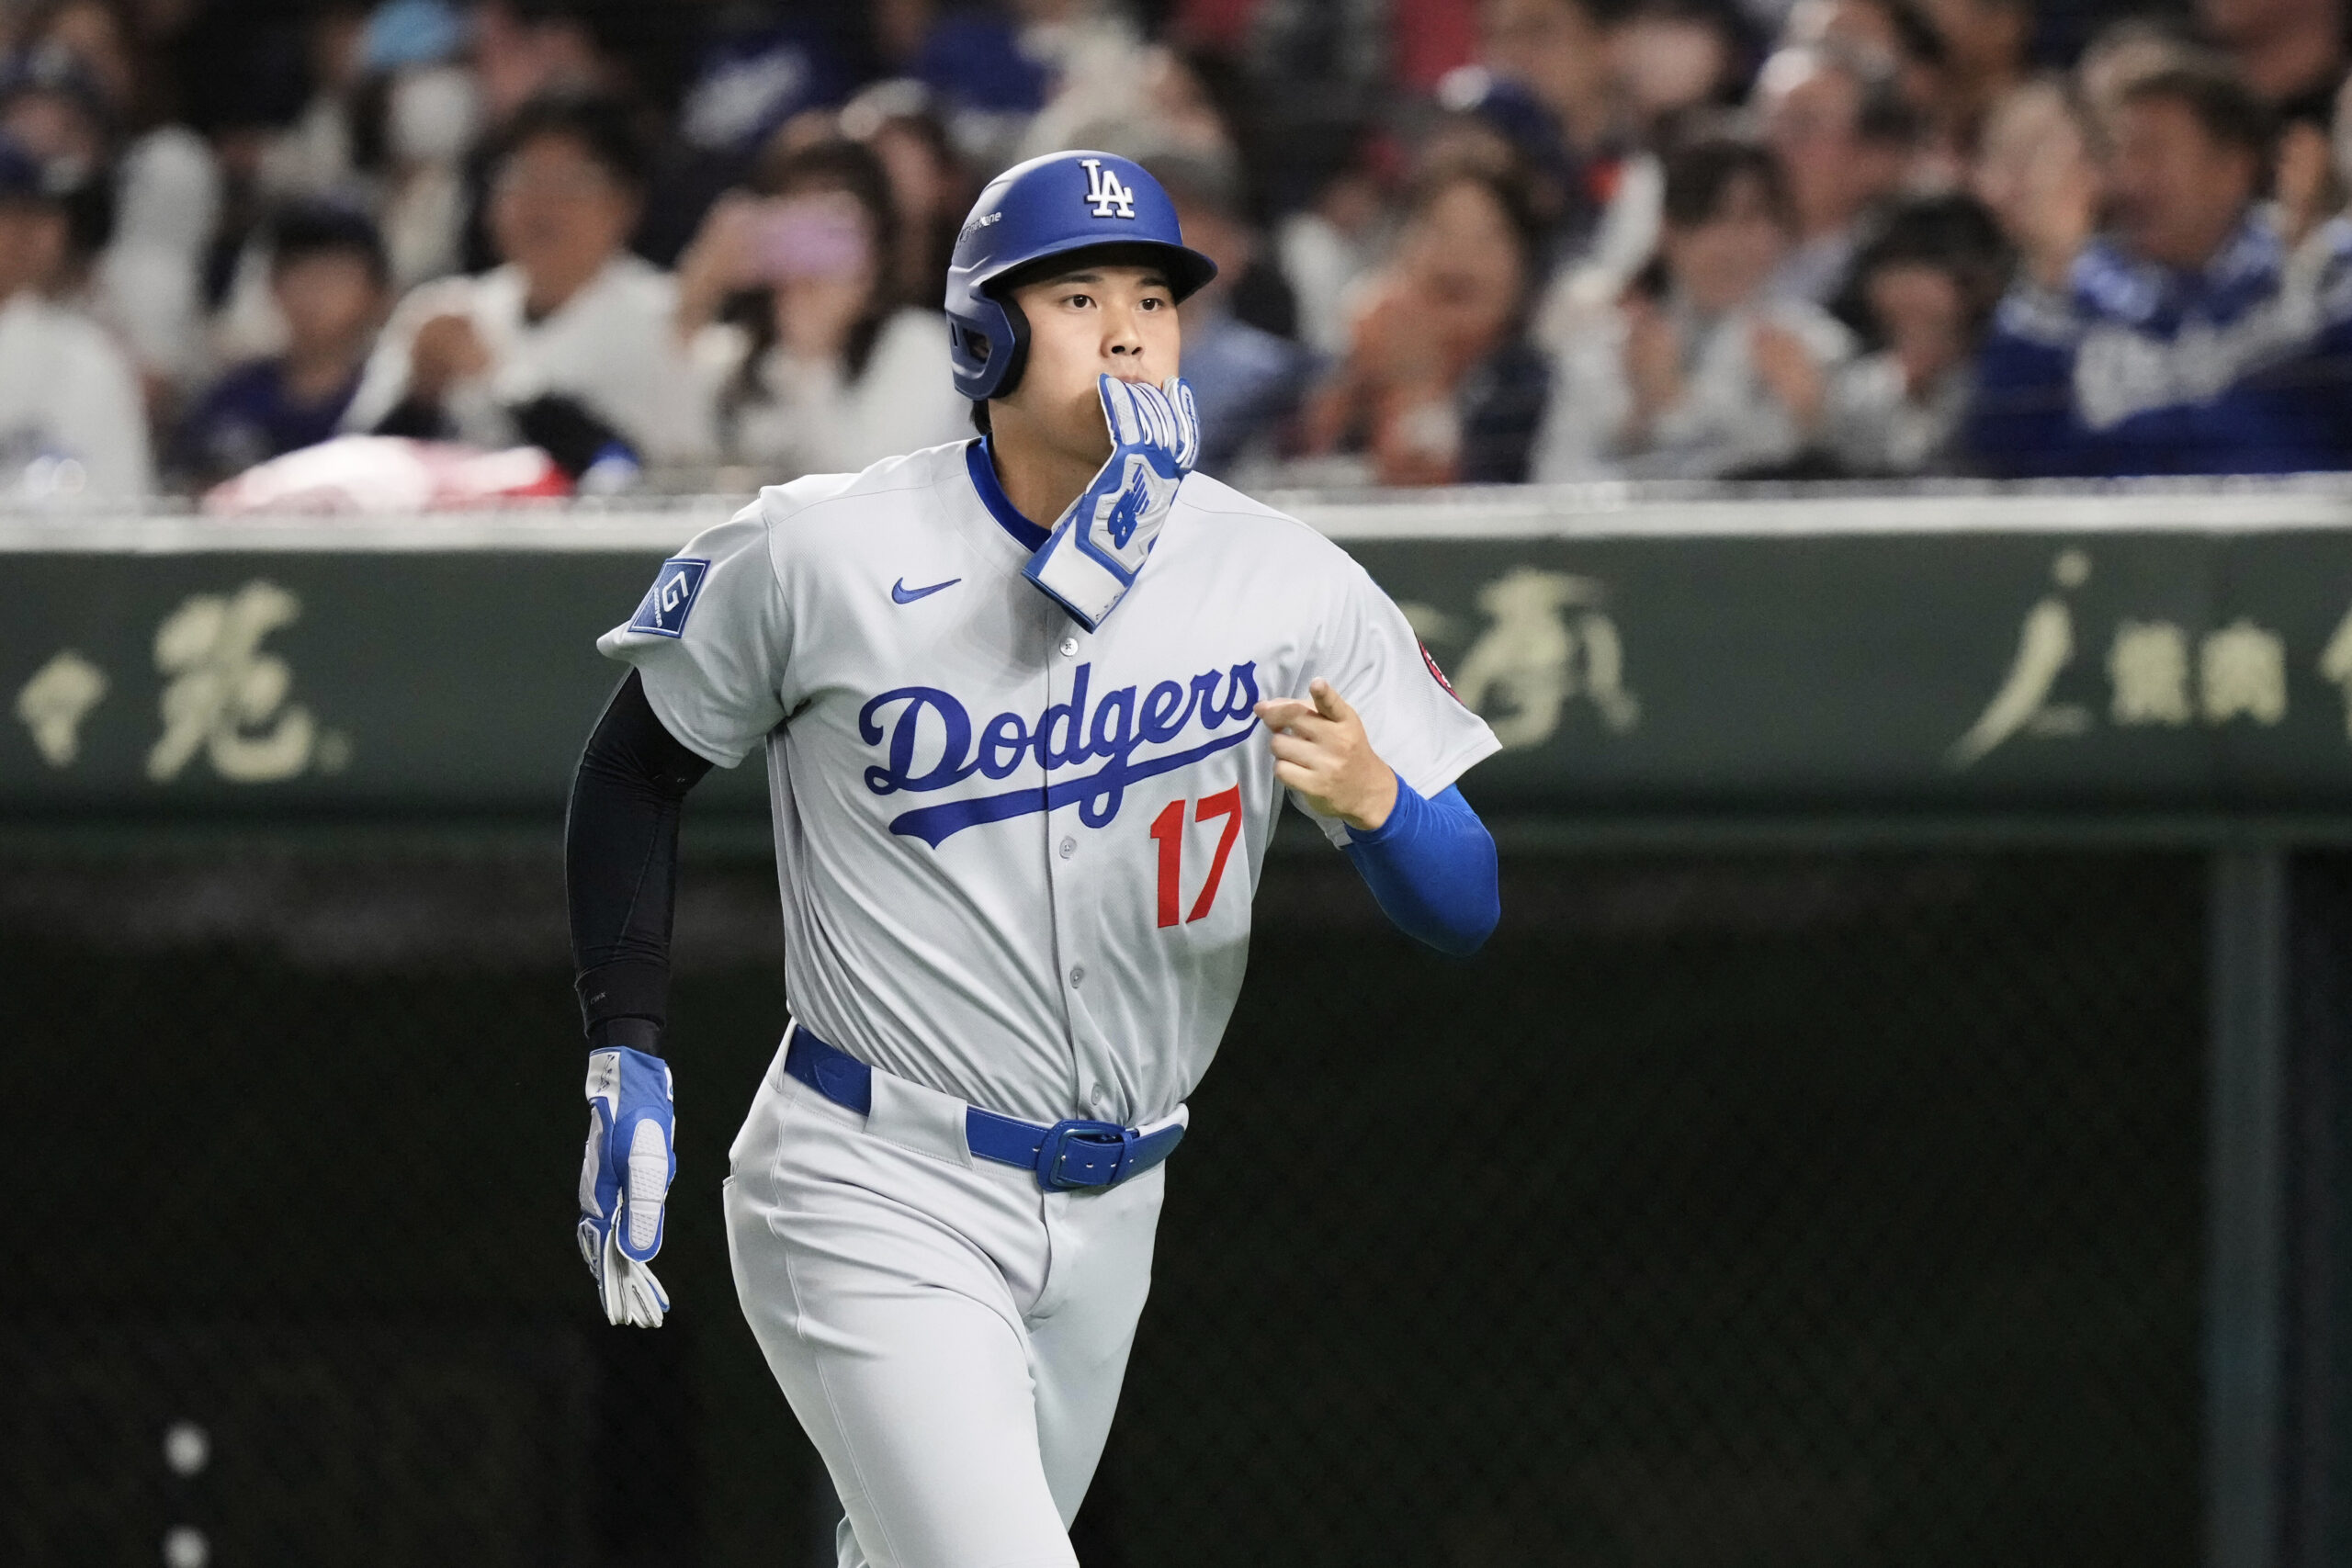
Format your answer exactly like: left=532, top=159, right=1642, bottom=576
left=5, top=829, right=2226, bottom=1566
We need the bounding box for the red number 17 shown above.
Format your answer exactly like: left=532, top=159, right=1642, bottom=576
left=1148, top=786, right=1244, bottom=928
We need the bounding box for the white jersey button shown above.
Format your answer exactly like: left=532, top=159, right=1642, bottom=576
left=1090, top=1084, right=1109, bottom=1109
left=1058, top=835, right=1076, bottom=858
left=1058, top=636, right=1080, bottom=657
left=1069, top=965, right=1086, bottom=988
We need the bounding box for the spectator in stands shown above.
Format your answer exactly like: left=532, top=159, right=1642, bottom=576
left=1964, top=62, right=2352, bottom=475
left=1298, top=164, right=1551, bottom=485
left=0, top=39, right=106, bottom=183
left=1533, top=136, right=1854, bottom=479
left=246, top=1, right=376, bottom=209
left=457, top=0, right=650, bottom=276
left=1010, top=1, right=1171, bottom=166
left=672, top=9, right=848, bottom=164
left=170, top=201, right=388, bottom=488
left=1562, top=0, right=1751, bottom=303
left=2271, top=81, right=2342, bottom=244
left=345, top=91, right=708, bottom=474
left=901, top=0, right=1058, bottom=164
left=2328, top=68, right=2352, bottom=228
left=1754, top=43, right=1920, bottom=302
left=472, top=0, right=625, bottom=131
left=840, top=80, right=971, bottom=311
left=0, top=41, right=109, bottom=267
left=1148, top=149, right=1311, bottom=478
left=1425, top=70, right=1583, bottom=249
left=1275, top=155, right=1387, bottom=360
left=1467, top=0, right=1623, bottom=254
left=1916, top=0, right=2031, bottom=149
left=12, top=3, right=220, bottom=399
left=646, top=6, right=853, bottom=269
left=0, top=132, right=150, bottom=497
left=673, top=136, right=965, bottom=480
left=367, top=6, right=487, bottom=291
left=1481, top=0, right=1615, bottom=158
left=1783, top=0, right=1949, bottom=133
left=1028, top=35, right=1239, bottom=164
left=2076, top=20, right=2203, bottom=139
left=1613, top=0, right=1750, bottom=131
left=1972, top=78, right=2101, bottom=292
left=2198, top=0, right=2345, bottom=114
left=1822, top=192, right=2010, bottom=472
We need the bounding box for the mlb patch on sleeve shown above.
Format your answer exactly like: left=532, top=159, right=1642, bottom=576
left=630, top=558, right=710, bottom=638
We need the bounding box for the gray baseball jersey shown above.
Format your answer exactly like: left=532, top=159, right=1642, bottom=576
left=600, top=437, right=1498, bottom=1128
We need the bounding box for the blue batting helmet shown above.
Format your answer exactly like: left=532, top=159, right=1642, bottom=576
left=945, top=150, right=1218, bottom=401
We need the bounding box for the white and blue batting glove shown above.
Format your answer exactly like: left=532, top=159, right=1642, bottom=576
left=1023, top=374, right=1201, bottom=631
left=577, top=1046, right=675, bottom=1327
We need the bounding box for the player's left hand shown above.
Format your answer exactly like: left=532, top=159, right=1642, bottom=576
left=1255, top=678, right=1400, bottom=831
left=577, top=1045, right=676, bottom=1328
left=1023, top=374, right=1201, bottom=631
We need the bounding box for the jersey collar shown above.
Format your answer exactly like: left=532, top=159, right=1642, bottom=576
left=964, top=437, right=1052, bottom=553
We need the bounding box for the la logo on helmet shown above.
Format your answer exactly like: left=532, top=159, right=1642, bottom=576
left=1080, top=159, right=1136, bottom=220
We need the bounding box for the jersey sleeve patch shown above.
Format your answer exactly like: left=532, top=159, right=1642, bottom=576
left=1419, top=640, right=1464, bottom=705
left=629, top=558, right=711, bottom=639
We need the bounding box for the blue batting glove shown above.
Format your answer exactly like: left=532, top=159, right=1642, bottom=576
left=577, top=1046, right=675, bottom=1327
left=1023, top=374, right=1201, bottom=631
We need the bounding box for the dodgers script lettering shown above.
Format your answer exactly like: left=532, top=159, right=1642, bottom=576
left=859, top=661, right=1261, bottom=847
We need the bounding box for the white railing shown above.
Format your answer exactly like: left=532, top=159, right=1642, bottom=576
left=13, top=472, right=2352, bottom=551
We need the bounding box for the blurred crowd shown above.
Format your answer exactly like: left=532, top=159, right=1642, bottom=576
left=6, top=0, right=2352, bottom=504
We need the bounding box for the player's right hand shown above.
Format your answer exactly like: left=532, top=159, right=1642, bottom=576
left=577, top=1045, right=676, bottom=1328
left=1022, top=374, right=1200, bottom=630
left=1255, top=677, right=1400, bottom=830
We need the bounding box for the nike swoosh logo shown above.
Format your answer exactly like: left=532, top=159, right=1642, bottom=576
left=891, top=576, right=961, bottom=604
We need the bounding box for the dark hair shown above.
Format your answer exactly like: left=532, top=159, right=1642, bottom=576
left=0, top=128, right=63, bottom=206
left=1406, top=162, right=1547, bottom=274
left=1661, top=135, right=1790, bottom=229
left=1875, top=0, right=1948, bottom=70
left=269, top=199, right=389, bottom=284
left=492, top=90, right=650, bottom=190
left=492, top=0, right=691, bottom=112
left=1839, top=192, right=2014, bottom=341
left=1802, top=42, right=1924, bottom=148
left=842, top=90, right=969, bottom=310
left=725, top=137, right=899, bottom=412
left=1855, top=73, right=1924, bottom=148
left=2119, top=62, right=2276, bottom=159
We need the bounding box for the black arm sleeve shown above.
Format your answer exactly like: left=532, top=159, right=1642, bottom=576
left=566, top=669, right=715, bottom=1055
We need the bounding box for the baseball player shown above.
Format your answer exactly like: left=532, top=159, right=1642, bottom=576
left=566, top=150, right=1502, bottom=1567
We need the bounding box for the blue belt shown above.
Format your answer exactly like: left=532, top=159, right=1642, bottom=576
left=783, top=1024, right=1184, bottom=1192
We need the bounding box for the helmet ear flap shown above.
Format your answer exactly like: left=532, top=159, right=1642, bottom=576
left=988, top=295, right=1031, bottom=402
left=951, top=290, right=1030, bottom=402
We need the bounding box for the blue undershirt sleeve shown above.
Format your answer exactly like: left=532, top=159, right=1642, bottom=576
left=1340, top=774, right=1500, bottom=957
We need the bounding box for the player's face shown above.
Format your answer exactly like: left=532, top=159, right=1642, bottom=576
left=1001, top=264, right=1182, bottom=465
